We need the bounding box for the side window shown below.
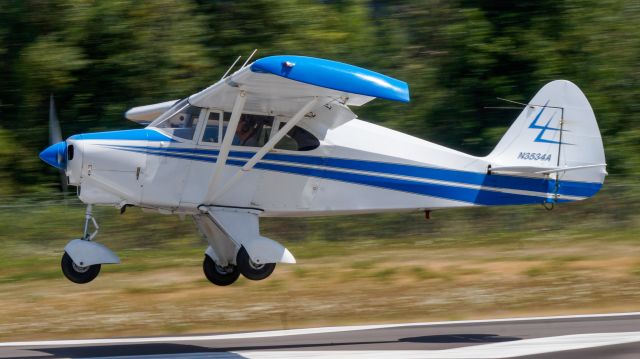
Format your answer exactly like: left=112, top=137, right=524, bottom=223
left=225, top=113, right=274, bottom=147
left=201, top=111, right=222, bottom=143
left=275, top=123, right=320, bottom=151
left=156, top=105, right=202, bottom=141
left=198, top=111, right=319, bottom=151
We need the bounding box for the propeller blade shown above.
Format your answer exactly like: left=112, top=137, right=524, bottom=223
left=59, top=168, right=68, bottom=193
left=49, top=95, right=63, bottom=144
left=49, top=94, right=68, bottom=193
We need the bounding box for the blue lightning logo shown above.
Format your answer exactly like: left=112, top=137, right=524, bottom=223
left=529, top=100, right=570, bottom=145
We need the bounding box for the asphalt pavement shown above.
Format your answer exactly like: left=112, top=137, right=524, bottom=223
left=1, top=312, right=640, bottom=358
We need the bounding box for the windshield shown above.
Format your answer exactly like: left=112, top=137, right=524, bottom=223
left=148, top=98, right=204, bottom=141
left=148, top=98, right=190, bottom=127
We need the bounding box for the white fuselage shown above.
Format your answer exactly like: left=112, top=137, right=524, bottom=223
left=65, top=118, right=491, bottom=216
left=65, top=105, right=590, bottom=217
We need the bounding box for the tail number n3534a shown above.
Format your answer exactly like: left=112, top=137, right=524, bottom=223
left=518, top=152, right=552, bottom=161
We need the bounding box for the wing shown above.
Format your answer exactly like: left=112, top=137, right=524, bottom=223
left=125, top=99, right=179, bottom=125
left=188, top=55, right=410, bottom=116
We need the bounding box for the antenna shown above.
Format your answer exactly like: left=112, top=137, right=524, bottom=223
left=484, top=97, right=529, bottom=110
left=485, top=97, right=565, bottom=111
left=496, top=97, right=528, bottom=107
left=240, top=49, right=258, bottom=69
left=220, top=55, right=242, bottom=80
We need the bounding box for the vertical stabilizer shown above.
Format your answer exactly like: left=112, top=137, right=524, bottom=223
left=487, top=80, right=606, bottom=191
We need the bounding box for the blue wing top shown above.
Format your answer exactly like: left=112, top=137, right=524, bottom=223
left=251, top=55, right=410, bottom=103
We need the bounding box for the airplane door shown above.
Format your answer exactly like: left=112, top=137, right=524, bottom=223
left=141, top=108, right=204, bottom=208
left=180, top=109, right=223, bottom=207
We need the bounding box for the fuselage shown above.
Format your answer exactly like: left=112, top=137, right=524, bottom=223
left=52, top=104, right=598, bottom=217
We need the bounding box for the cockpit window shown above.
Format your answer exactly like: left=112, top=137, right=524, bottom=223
left=197, top=109, right=320, bottom=151
left=152, top=100, right=202, bottom=141
left=229, top=113, right=274, bottom=147
left=221, top=113, right=319, bottom=151
left=201, top=111, right=222, bottom=143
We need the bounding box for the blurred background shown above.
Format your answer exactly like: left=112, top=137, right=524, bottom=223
left=0, top=0, right=639, bottom=341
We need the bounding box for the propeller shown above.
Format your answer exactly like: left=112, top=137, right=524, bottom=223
left=49, top=95, right=68, bottom=193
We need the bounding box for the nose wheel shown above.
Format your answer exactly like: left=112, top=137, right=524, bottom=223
left=61, top=252, right=101, bottom=284
left=203, top=255, right=240, bottom=286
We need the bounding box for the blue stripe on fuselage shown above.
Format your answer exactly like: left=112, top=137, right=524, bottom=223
left=102, top=145, right=599, bottom=206
left=109, top=146, right=546, bottom=205
left=105, top=145, right=600, bottom=199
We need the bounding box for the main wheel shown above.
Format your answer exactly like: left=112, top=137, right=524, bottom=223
left=203, top=255, right=240, bottom=286
left=61, top=252, right=101, bottom=284
left=236, top=247, right=275, bottom=281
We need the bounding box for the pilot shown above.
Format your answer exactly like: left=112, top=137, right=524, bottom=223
left=234, top=117, right=259, bottom=146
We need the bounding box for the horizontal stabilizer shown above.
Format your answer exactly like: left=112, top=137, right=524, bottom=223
left=490, top=164, right=607, bottom=175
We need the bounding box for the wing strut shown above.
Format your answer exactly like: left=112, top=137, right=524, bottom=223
left=208, top=96, right=319, bottom=203
left=205, top=89, right=247, bottom=201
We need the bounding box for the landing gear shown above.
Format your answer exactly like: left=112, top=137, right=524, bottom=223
left=61, top=204, right=120, bottom=284
left=203, top=255, right=240, bottom=286
left=193, top=213, right=289, bottom=285
left=61, top=252, right=101, bottom=284
left=236, top=247, right=275, bottom=281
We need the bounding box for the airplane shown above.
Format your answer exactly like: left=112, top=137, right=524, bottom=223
left=39, top=54, right=607, bottom=286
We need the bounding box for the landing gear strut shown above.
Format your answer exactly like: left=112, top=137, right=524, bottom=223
left=193, top=212, right=286, bottom=286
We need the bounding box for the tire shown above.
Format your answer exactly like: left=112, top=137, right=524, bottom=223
left=236, top=247, right=275, bottom=281
left=203, top=255, right=240, bottom=286
left=61, top=252, right=101, bottom=284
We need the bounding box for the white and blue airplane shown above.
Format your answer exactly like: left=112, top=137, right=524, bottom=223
left=40, top=55, right=607, bottom=285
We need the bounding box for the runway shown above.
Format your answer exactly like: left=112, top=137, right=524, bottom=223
left=2, top=312, right=640, bottom=358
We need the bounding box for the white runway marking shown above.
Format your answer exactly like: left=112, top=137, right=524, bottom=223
left=1, top=311, right=639, bottom=348
left=83, top=332, right=640, bottom=359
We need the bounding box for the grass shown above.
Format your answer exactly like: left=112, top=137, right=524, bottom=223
left=0, top=184, right=638, bottom=341
left=523, top=266, right=547, bottom=277
left=372, top=268, right=396, bottom=280
left=1, top=233, right=639, bottom=342
left=410, top=266, right=442, bottom=280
